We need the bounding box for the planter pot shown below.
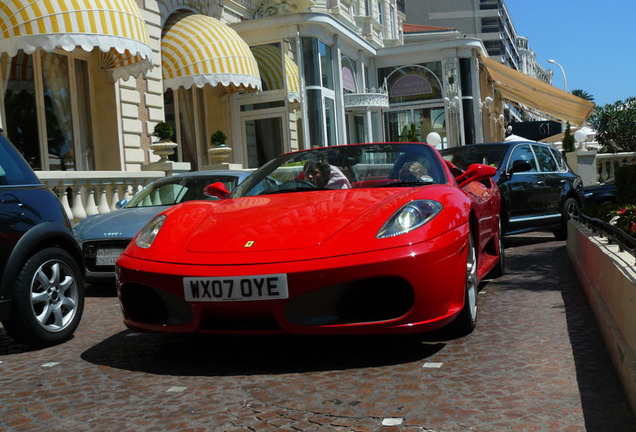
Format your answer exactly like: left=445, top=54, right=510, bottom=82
left=208, top=145, right=232, bottom=164
left=149, top=140, right=177, bottom=163
left=567, top=220, right=636, bottom=413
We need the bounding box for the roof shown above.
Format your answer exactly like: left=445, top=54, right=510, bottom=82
left=402, top=23, right=455, bottom=34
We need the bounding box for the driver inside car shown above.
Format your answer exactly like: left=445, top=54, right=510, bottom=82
left=399, top=161, right=434, bottom=183
left=302, top=159, right=352, bottom=189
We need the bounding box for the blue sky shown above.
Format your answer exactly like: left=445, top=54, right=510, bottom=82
left=505, top=0, right=634, bottom=106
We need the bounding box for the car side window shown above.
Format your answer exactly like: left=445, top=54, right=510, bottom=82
left=549, top=147, right=568, bottom=172
left=532, top=145, right=558, bottom=173
left=507, top=144, right=538, bottom=173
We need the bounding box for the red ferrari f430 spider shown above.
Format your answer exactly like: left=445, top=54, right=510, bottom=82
left=116, top=143, right=503, bottom=336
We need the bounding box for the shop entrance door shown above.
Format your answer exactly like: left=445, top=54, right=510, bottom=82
left=385, top=106, right=446, bottom=148
left=243, top=116, right=285, bottom=168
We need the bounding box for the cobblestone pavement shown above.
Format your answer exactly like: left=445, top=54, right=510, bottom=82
left=1, top=233, right=635, bottom=432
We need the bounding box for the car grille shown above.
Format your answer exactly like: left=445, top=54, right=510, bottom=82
left=82, top=239, right=131, bottom=272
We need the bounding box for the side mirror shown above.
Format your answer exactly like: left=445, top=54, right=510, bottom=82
left=509, top=159, right=533, bottom=174
left=115, top=198, right=128, bottom=209
left=455, top=163, right=497, bottom=189
left=204, top=182, right=230, bottom=199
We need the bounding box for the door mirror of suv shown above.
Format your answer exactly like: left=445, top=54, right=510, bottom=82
left=115, top=198, right=128, bottom=209
left=509, top=159, right=533, bottom=174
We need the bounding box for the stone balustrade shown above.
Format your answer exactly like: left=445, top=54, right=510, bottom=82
left=596, top=152, right=636, bottom=183
left=35, top=171, right=166, bottom=225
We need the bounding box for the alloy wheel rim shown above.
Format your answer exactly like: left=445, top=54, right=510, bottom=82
left=30, top=259, right=79, bottom=332
left=499, top=220, right=505, bottom=264
left=567, top=200, right=580, bottom=219
left=466, top=236, right=478, bottom=321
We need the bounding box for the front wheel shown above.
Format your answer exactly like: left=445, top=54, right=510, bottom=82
left=2, top=247, right=85, bottom=347
left=449, top=232, right=478, bottom=336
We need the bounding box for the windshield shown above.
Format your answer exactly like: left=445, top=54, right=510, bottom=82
left=440, top=144, right=507, bottom=171
left=232, top=143, right=447, bottom=198
left=126, top=175, right=242, bottom=208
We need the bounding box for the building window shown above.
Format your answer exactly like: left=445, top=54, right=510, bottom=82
left=341, top=56, right=358, bottom=93
left=319, top=41, right=334, bottom=90
left=1, top=50, right=95, bottom=171
left=301, top=37, right=337, bottom=148
left=164, top=86, right=207, bottom=171
left=379, top=63, right=443, bottom=104
left=378, top=1, right=384, bottom=24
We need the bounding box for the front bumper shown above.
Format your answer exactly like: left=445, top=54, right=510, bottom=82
left=116, top=225, right=469, bottom=335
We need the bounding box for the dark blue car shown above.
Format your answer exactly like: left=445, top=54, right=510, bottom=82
left=584, top=180, right=616, bottom=206
left=441, top=142, right=583, bottom=239
left=0, top=135, right=84, bottom=346
left=74, top=169, right=252, bottom=282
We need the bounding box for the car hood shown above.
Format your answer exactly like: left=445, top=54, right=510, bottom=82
left=186, top=189, right=400, bottom=253
left=126, top=185, right=469, bottom=265
left=74, top=206, right=169, bottom=241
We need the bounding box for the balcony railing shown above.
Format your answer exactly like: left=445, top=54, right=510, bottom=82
left=35, top=170, right=166, bottom=225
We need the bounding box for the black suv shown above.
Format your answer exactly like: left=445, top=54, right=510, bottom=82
left=441, top=141, right=583, bottom=239
left=0, top=135, right=84, bottom=346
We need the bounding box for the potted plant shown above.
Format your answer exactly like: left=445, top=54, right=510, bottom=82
left=210, top=130, right=228, bottom=147
left=153, top=121, right=175, bottom=142
left=149, top=122, right=177, bottom=162
left=208, top=130, right=232, bottom=164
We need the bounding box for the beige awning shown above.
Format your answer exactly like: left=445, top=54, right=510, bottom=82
left=479, top=55, right=595, bottom=126
left=161, top=13, right=261, bottom=92
left=0, top=0, right=153, bottom=81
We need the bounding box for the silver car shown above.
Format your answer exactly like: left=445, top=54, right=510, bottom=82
left=74, top=169, right=252, bottom=282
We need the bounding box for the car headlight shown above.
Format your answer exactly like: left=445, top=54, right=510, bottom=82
left=377, top=200, right=442, bottom=238
left=135, top=214, right=167, bottom=248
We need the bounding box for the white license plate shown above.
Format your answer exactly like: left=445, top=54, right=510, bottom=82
left=96, top=248, right=124, bottom=266
left=183, top=274, right=288, bottom=302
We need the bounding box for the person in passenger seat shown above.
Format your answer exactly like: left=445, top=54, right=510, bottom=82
left=303, top=159, right=352, bottom=189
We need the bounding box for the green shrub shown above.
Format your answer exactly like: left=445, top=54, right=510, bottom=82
left=583, top=203, right=636, bottom=238
left=582, top=204, right=615, bottom=221
left=210, top=130, right=228, bottom=146
left=562, top=122, right=575, bottom=152
left=608, top=205, right=636, bottom=237
left=615, top=165, right=636, bottom=204
left=153, top=122, right=174, bottom=141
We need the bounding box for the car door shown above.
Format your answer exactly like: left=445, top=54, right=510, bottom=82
left=497, top=143, right=551, bottom=234
left=531, top=144, right=564, bottom=216
left=500, top=144, right=539, bottom=223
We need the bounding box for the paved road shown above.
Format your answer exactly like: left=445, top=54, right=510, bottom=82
left=1, top=233, right=635, bottom=432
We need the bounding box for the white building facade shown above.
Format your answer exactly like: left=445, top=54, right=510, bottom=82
left=0, top=0, right=538, bottom=223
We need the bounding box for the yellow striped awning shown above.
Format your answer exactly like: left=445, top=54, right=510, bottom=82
left=161, top=13, right=261, bottom=92
left=0, top=0, right=153, bottom=81
left=479, top=55, right=595, bottom=126
left=251, top=44, right=300, bottom=102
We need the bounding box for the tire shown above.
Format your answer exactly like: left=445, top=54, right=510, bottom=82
left=553, top=197, right=580, bottom=240
left=2, top=247, right=84, bottom=347
left=488, top=218, right=505, bottom=278
left=450, top=232, right=478, bottom=336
